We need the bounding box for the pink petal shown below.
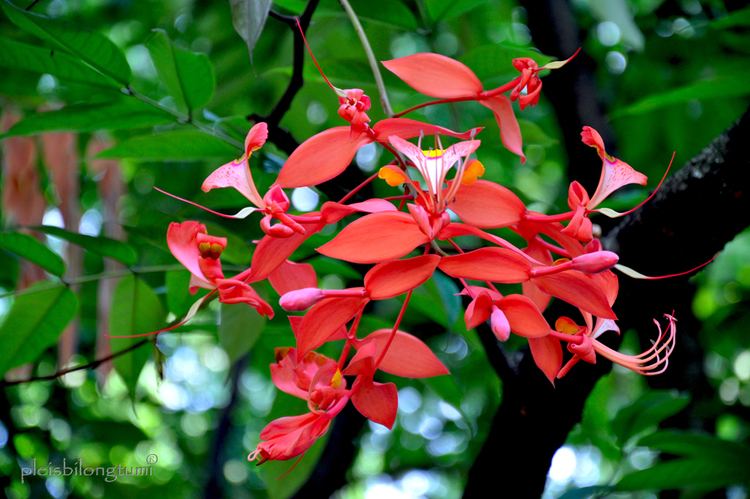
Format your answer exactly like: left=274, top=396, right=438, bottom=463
left=317, top=212, right=429, bottom=264
left=479, top=95, right=525, bottom=161
left=201, top=158, right=264, bottom=207
left=254, top=412, right=332, bottom=461
left=247, top=220, right=323, bottom=281
left=276, top=127, right=373, bottom=188
left=382, top=53, right=483, bottom=99
left=320, top=198, right=396, bottom=225
left=167, top=221, right=211, bottom=286
left=464, top=291, right=494, bottom=330
left=351, top=378, right=398, bottom=429
left=449, top=180, right=526, bottom=228
left=244, top=122, right=268, bottom=155
left=438, top=247, right=532, bottom=283
left=268, top=260, right=318, bottom=296
left=364, top=254, right=440, bottom=300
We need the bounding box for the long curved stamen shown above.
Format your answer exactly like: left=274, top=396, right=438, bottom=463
left=592, top=314, right=676, bottom=374
left=154, top=186, right=257, bottom=219
left=615, top=254, right=716, bottom=280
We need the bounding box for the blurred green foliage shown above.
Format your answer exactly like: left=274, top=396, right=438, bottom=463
left=0, top=0, right=749, bottom=498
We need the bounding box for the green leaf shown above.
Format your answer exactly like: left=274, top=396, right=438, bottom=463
left=0, top=232, right=65, bottom=276
left=229, top=0, right=272, bottom=62
left=2, top=99, right=174, bottom=137
left=558, top=485, right=616, bottom=499
left=424, top=0, right=487, bottom=23
left=612, top=77, right=750, bottom=118
left=166, top=270, right=192, bottom=317
left=0, top=36, right=114, bottom=88
left=637, top=430, right=750, bottom=462
left=320, top=0, right=418, bottom=29
left=0, top=284, right=78, bottom=377
left=109, top=275, right=165, bottom=398
left=97, top=129, right=238, bottom=160
left=1, top=0, right=131, bottom=86
left=218, top=303, right=266, bottom=364
left=33, top=226, right=138, bottom=266
left=616, top=458, right=750, bottom=491
left=711, top=6, right=750, bottom=30
left=611, top=390, right=690, bottom=445
left=146, top=30, right=215, bottom=114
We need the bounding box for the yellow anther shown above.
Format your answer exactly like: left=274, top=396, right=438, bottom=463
left=421, top=148, right=445, bottom=158
left=461, top=159, right=485, bottom=185
left=555, top=316, right=582, bottom=335
left=378, top=166, right=408, bottom=187
left=330, top=369, right=343, bottom=389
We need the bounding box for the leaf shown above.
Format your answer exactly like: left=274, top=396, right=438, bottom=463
left=1, top=0, right=131, bottom=86
left=1, top=99, right=173, bottom=138
left=218, top=303, right=266, bottom=364
left=409, top=271, right=460, bottom=328
left=0, top=284, right=78, bottom=377
left=0, top=36, right=114, bottom=88
left=0, top=232, right=65, bottom=276
left=710, top=6, right=750, bottom=30
left=146, top=30, right=215, bottom=114
left=166, top=270, right=192, bottom=317
left=33, top=226, right=138, bottom=266
left=558, top=485, right=616, bottom=499
left=612, top=77, right=750, bottom=117
left=109, top=276, right=165, bottom=399
left=637, top=430, right=750, bottom=462
left=424, top=0, right=487, bottom=23
left=616, top=458, right=750, bottom=491
left=97, top=129, right=239, bottom=160
left=611, top=390, right=690, bottom=445
left=229, top=0, right=272, bottom=63
left=319, top=0, right=418, bottom=29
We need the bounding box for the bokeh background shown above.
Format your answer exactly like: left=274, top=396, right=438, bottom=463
left=1, top=0, right=749, bottom=497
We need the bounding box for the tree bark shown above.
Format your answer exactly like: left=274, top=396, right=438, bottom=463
left=464, top=108, right=750, bottom=498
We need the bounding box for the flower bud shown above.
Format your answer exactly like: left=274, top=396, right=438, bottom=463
left=490, top=307, right=511, bottom=342
left=571, top=251, right=619, bottom=273
left=279, top=287, right=323, bottom=311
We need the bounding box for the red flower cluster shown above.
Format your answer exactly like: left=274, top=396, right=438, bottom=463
left=162, top=50, right=678, bottom=465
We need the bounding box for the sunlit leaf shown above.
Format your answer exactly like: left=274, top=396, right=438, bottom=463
left=218, top=303, right=266, bottom=363
left=1, top=98, right=173, bottom=137
left=33, top=225, right=138, bottom=266
left=0, top=231, right=65, bottom=276
left=611, top=390, right=690, bottom=445
left=616, top=458, right=749, bottom=491
left=0, top=284, right=78, bottom=377
left=109, top=275, right=165, bottom=399
left=97, top=129, right=238, bottom=160
left=146, top=29, right=216, bottom=113
left=1, top=0, right=131, bottom=86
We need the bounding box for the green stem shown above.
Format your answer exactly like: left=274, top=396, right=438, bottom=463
left=338, top=0, right=394, bottom=117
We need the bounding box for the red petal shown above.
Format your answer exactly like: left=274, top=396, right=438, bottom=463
left=373, top=117, right=481, bottom=141
left=297, top=296, right=366, bottom=354
left=255, top=412, right=332, bottom=461
left=497, top=294, right=550, bottom=338
left=382, top=53, right=483, bottom=99
left=248, top=220, right=322, bottom=281
left=268, top=260, right=318, bottom=295
left=534, top=270, right=617, bottom=319
left=529, top=336, right=562, bottom=385
left=317, top=212, right=429, bottom=264
left=276, top=127, right=372, bottom=188
left=480, top=95, right=525, bottom=161
left=320, top=198, right=396, bottom=224
left=244, top=122, right=268, bottom=155
left=464, top=291, right=493, bottom=330
left=353, top=329, right=449, bottom=378
left=449, top=180, right=526, bottom=228
left=351, top=378, right=398, bottom=428
left=364, top=254, right=440, bottom=300
left=438, top=247, right=532, bottom=283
